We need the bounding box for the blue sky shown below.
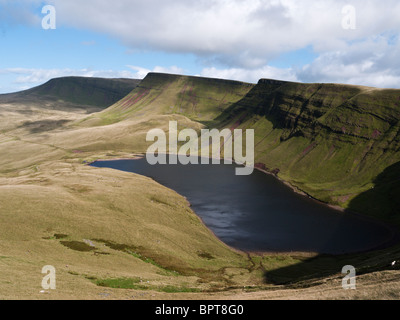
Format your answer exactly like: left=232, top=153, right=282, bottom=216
left=1, top=0, right=400, bottom=93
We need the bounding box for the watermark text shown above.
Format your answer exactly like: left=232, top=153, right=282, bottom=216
left=146, top=121, right=255, bottom=176
left=41, top=265, right=56, bottom=290
left=342, top=5, right=356, bottom=30
left=342, top=265, right=356, bottom=290
left=42, top=5, right=56, bottom=30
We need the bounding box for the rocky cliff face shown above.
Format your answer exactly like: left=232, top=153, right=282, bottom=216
left=221, top=79, right=400, bottom=140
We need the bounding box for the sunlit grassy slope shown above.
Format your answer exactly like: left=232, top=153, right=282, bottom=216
left=1, top=74, right=400, bottom=300
left=0, top=77, right=140, bottom=134
left=0, top=75, right=269, bottom=300
left=83, top=72, right=255, bottom=126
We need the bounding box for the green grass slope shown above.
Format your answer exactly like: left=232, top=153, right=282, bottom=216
left=84, top=73, right=254, bottom=126
left=216, top=79, right=400, bottom=224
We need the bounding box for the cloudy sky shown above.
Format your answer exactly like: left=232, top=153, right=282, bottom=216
left=0, top=0, right=400, bottom=93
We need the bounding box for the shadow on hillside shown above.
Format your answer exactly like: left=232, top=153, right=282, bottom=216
left=263, top=246, right=400, bottom=286
left=19, top=119, right=71, bottom=134
left=348, top=161, right=400, bottom=225
left=264, top=162, right=400, bottom=286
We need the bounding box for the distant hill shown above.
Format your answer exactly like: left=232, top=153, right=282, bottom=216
left=0, top=76, right=140, bottom=112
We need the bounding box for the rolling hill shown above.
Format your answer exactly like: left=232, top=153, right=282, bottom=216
left=83, top=72, right=254, bottom=126
left=0, top=76, right=140, bottom=134
left=0, top=76, right=140, bottom=111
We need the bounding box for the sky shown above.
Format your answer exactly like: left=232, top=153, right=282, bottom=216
left=1, top=0, right=400, bottom=93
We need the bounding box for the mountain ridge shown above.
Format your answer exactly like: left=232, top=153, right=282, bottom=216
left=0, top=76, right=140, bottom=111
left=214, top=76, right=400, bottom=224
left=84, top=72, right=255, bottom=126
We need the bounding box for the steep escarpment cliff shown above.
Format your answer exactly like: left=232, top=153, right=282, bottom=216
left=217, top=79, right=400, bottom=223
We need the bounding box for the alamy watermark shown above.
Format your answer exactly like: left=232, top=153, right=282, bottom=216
left=146, top=121, right=255, bottom=176
left=342, top=5, right=356, bottom=30
left=42, top=5, right=56, bottom=30
left=342, top=265, right=356, bottom=290
left=41, top=265, right=56, bottom=290
left=39, top=4, right=355, bottom=31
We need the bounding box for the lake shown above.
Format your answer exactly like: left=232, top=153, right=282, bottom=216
left=91, top=157, right=393, bottom=254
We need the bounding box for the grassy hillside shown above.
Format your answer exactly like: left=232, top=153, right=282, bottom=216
left=0, top=77, right=140, bottom=135
left=216, top=79, right=400, bottom=224
left=0, top=74, right=267, bottom=299
left=84, top=72, right=254, bottom=126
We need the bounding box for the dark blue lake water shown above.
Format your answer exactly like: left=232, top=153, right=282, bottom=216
left=91, top=158, right=392, bottom=254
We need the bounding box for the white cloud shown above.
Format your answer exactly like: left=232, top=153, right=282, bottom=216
left=199, top=34, right=400, bottom=88
left=297, top=35, right=400, bottom=88
left=40, top=0, right=400, bottom=69
left=125, top=66, right=152, bottom=79
left=200, top=65, right=298, bottom=83
left=127, top=65, right=185, bottom=78
left=153, top=65, right=185, bottom=75
left=2, top=0, right=400, bottom=88
left=4, top=68, right=136, bottom=84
